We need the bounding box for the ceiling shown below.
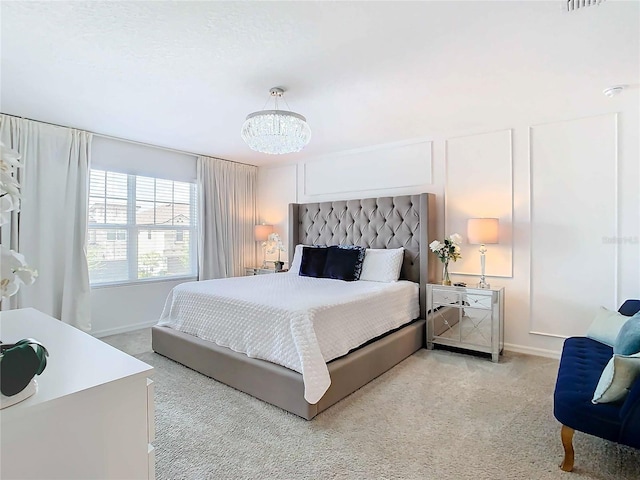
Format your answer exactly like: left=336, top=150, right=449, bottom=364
left=1, top=1, right=638, bottom=166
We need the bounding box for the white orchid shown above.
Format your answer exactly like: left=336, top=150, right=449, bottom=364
left=1, top=142, right=21, bottom=169
left=0, top=141, right=37, bottom=299
left=1, top=245, right=38, bottom=299
left=0, top=177, right=21, bottom=222
left=1, top=143, right=22, bottom=225
left=264, top=232, right=286, bottom=264
left=1, top=142, right=22, bottom=219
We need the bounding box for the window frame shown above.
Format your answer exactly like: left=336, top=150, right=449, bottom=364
left=88, top=170, right=198, bottom=287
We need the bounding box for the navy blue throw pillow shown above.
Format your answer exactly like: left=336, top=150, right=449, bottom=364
left=323, top=245, right=366, bottom=281
left=335, top=245, right=366, bottom=280
left=299, top=247, right=328, bottom=278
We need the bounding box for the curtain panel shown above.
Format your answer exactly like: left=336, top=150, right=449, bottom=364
left=197, top=156, right=257, bottom=279
left=0, top=115, right=92, bottom=331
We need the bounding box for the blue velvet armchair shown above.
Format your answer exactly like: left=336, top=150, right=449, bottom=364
left=553, top=299, right=640, bottom=472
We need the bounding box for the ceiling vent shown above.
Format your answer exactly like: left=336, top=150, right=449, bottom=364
left=567, top=0, right=606, bottom=12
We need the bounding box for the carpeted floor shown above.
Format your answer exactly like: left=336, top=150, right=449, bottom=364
left=102, top=329, right=640, bottom=480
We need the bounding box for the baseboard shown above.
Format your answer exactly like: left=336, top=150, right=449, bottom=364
left=503, top=342, right=561, bottom=360
left=91, top=319, right=158, bottom=338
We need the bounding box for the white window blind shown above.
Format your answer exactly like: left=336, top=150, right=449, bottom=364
left=88, top=169, right=197, bottom=285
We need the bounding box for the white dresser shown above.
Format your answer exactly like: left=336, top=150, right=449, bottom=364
left=0, top=308, right=155, bottom=480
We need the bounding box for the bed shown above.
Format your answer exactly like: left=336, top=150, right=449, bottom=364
left=152, top=193, right=438, bottom=419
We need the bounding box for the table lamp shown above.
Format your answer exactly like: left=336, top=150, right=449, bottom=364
left=254, top=224, right=273, bottom=268
left=467, top=218, right=499, bottom=289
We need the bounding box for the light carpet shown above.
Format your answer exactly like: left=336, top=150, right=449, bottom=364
left=103, top=329, right=640, bottom=480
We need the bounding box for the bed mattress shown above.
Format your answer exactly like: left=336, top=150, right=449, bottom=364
left=157, top=273, right=419, bottom=403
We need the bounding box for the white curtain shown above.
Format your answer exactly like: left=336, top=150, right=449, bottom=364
left=197, top=155, right=257, bottom=279
left=0, top=115, right=92, bottom=331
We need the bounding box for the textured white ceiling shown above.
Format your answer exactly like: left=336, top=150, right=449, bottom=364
left=1, top=1, right=638, bottom=166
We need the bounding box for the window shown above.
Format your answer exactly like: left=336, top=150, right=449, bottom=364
left=88, top=169, right=197, bottom=285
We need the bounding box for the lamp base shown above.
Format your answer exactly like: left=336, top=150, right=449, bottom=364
left=478, top=247, right=490, bottom=289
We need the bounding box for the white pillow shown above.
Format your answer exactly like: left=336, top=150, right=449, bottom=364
left=288, top=244, right=305, bottom=274
left=592, top=352, right=640, bottom=404
left=359, top=248, right=404, bottom=283
left=586, top=307, right=631, bottom=347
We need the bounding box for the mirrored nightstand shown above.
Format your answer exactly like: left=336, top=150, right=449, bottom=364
left=244, top=267, right=288, bottom=276
left=245, top=267, right=274, bottom=275
left=426, top=284, right=504, bottom=362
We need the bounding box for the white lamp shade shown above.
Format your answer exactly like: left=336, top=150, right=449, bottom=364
left=467, top=218, right=499, bottom=245
left=254, top=224, right=273, bottom=242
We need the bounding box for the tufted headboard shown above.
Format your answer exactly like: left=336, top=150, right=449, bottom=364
left=288, top=193, right=437, bottom=319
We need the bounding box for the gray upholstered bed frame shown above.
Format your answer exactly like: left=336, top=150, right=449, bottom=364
left=152, top=193, right=437, bottom=419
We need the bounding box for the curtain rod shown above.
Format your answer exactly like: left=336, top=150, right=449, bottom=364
left=0, top=112, right=256, bottom=168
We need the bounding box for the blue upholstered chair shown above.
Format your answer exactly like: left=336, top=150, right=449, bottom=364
left=553, top=299, right=640, bottom=472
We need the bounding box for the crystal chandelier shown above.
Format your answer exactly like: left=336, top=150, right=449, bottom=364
left=241, top=87, right=311, bottom=155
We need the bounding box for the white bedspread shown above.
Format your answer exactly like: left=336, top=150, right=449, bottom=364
left=157, top=273, right=419, bottom=403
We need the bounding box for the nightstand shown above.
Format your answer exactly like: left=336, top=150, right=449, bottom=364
left=244, top=267, right=288, bottom=276
left=245, top=267, right=275, bottom=275
left=426, top=284, right=504, bottom=362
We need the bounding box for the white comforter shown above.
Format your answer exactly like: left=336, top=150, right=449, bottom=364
left=157, top=273, right=419, bottom=403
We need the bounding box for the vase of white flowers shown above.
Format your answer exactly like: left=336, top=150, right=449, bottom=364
left=1, top=142, right=41, bottom=409
left=264, top=232, right=286, bottom=272
left=429, top=233, right=462, bottom=286
left=1, top=142, right=37, bottom=300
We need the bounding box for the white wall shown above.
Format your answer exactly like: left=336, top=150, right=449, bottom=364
left=91, top=279, right=185, bottom=337
left=90, top=136, right=198, bottom=337
left=446, top=130, right=513, bottom=277
left=257, top=92, right=639, bottom=358
left=256, top=164, right=298, bottom=266
left=529, top=114, right=618, bottom=338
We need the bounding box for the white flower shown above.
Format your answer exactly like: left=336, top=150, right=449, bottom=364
left=0, top=183, right=20, bottom=225
left=1, top=168, right=20, bottom=188
left=0, top=143, right=37, bottom=298
left=449, top=233, right=462, bottom=246
left=0, top=142, right=22, bottom=169
left=431, top=234, right=462, bottom=263
left=265, top=233, right=286, bottom=254
left=1, top=245, right=38, bottom=300
left=0, top=199, right=16, bottom=225
left=1, top=142, right=23, bottom=227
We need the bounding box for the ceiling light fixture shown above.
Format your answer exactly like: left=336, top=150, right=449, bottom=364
left=241, top=87, right=311, bottom=155
left=602, top=85, right=626, bottom=97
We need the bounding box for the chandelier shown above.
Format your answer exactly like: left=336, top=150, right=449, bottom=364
left=241, top=87, right=311, bottom=155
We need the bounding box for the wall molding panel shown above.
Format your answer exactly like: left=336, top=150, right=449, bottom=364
left=445, top=129, right=514, bottom=277
left=302, top=140, right=432, bottom=199
left=529, top=113, right=618, bottom=338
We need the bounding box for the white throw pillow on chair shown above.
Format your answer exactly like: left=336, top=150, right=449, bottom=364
left=586, top=307, right=630, bottom=347
left=592, top=352, right=640, bottom=404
